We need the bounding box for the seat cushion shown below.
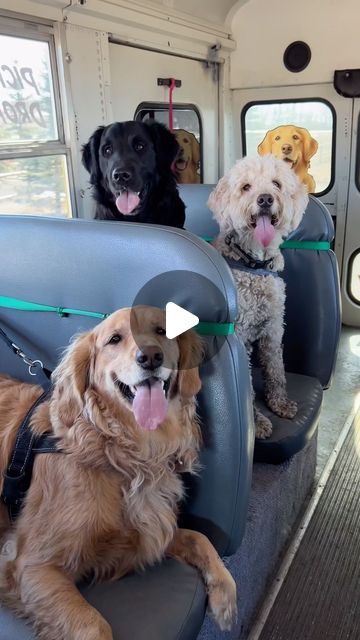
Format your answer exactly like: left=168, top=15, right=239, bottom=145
left=0, top=558, right=206, bottom=640
left=253, top=371, right=323, bottom=464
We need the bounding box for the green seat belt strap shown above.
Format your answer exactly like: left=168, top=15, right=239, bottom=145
left=0, top=296, right=235, bottom=337
left=0, top=296, right=108, bottom=319
left=201, top=236, right=330, bottom=250
left=196, top=321, right=234, bottom=336
left=280, top=240, right=330, bottom=250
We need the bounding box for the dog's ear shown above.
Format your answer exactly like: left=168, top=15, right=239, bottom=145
left=207, top=175, right=231, bottom=226
left=145, top=121, right=180, bottom=172
left=81, top=126, right=105, bottom=182
left=289, top=179, right=309, bottom=232
left=300, top=128, right=319, bottom=162
left=51, top=332, right=95, bottom=429
left=190, top=132, right=200, bottom=165
left=258, top=131, right=273, bottom=155
left=176, top=330, right=203, bottom=398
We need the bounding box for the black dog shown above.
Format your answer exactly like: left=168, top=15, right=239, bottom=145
left=82, top=120, right=185, bottom=228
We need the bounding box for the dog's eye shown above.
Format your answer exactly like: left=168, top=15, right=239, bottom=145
left=108, top=334, right=122, bottom=344
left=275, top=136, right=281, bottom=141
left=103, top=144, right=112, bottom=156
left=293, top=135, right=299, bottom=140
left=134, top=140, right=145, bottom=152
left=183, top=138, right=189, bottom=143
left=272, top=180, right=281, bottom=189
left=156, top=327, right=166, bottom=336
left=243, top=184, right=251, bottom=191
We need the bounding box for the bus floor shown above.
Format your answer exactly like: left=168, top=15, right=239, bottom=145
left=251, top=396, right=360, bottom=640
left=316, top=325, right=360, bottom=481
left=245, top=326, right=360, bottom=640
left=198, top=326, right=360, bottom=640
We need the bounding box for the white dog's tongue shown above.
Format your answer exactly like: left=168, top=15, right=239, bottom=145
left=132, top=380, right=168, bottom=431
left=254, top=215, right=276, bottom=247
left=115, top=191, right=140, bottom=215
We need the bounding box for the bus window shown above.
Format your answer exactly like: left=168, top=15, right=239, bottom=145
left=242, top=100, right=334, bottom=195
left=135, top=103, right=202, bottom=184
left=0, top=29, right=72, bottom=217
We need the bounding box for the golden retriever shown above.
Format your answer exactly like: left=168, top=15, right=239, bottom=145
left=0, top=307, right=236, bottom=639
left=174, top=129, right=201, bottom=184
left=258, top=124, right=318, bottom=193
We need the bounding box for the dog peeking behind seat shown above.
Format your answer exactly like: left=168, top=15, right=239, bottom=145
left=82, top=120, right=185, bottom=227
left=208, top=155, right=308, bottom=439
left=258, top=124, right=318, bottom=193
left=174, top=129, right=201, bottom=184
left=0, top=306, right=236, bottom=639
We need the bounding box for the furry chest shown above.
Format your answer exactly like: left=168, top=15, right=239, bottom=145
left=126, top=467, right=184, bottom=525
left=233, top=270, right=286, bottom=341
left=124, top=466, right=184, bottom=560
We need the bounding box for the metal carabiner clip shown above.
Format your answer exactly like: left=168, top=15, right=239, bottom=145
left=28, top=360, right=44, bottom=376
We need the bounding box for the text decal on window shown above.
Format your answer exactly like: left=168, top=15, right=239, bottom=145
left=0, top=35, right=58, bottom=143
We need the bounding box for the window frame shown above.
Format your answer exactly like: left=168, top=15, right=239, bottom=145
left=0, top=13, right=74, bottom=217
left=134, top=101, right=204, bottom=182
left=355, top=111, right=360, bottom=193
left=347, top=249, right=360, bottom=306
left=240, top=97, right=337, bottom=197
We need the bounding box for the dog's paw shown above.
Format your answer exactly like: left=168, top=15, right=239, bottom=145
left=255, top=412, right=273, bottom=439
left=267, top=396, right=298, bottom=419
left=73, top=618, right=113, bottom=640
left=208, top=568, right=237, bottom=631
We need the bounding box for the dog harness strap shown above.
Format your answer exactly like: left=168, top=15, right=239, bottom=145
left=224, top=233, right=276, bottom=272
left=1, top=389, right=62, bottom=522
left=224, top=255, right=279, bottom=277
left=1, top=390, right=61, bottom=522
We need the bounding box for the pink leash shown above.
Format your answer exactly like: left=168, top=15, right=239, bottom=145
left=168, top=77, right=176, bottom=131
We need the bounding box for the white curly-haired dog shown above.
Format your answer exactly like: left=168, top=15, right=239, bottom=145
left=208, top=155, right=309, bottom=438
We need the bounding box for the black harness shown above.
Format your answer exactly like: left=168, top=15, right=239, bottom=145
left=224, top=232, right=279, bottom=278
left=0, top=327, right=61, bottom=522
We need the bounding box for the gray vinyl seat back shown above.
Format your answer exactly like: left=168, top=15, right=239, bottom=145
left=181, top=184, right=341, bottom=388
left=0, top=215, right=254, bottom=556
left=280, top=197, right=340, bottom=388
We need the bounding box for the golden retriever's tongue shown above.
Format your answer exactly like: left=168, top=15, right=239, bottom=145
left=254, top=215, right=276, bottom=247
left=115, top=191, right=140, bottom=215
left=132, top=380, right=168, bottom=431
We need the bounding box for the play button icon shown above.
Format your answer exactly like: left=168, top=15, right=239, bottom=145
left=165, top=302, right=199, bottom=339
left=130, top=270, right=229, bottom=369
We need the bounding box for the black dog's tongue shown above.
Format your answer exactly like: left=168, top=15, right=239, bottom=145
left=116, top=191, right=140, bottom=215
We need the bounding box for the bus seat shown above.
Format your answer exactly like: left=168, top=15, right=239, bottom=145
left=0, top=215, right=254, bottom=640
left=180, top=184, right=220, bottom=238
left=181, top=185, right=341, bottom=464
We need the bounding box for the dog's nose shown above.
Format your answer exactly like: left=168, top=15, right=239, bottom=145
left=282, top=144, right=292, bottom=155
left=136, top=346, right=164, bottom=370
left=257, top=193, right=274, bottom=208
left=112, top=168, right=132, bottom=183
